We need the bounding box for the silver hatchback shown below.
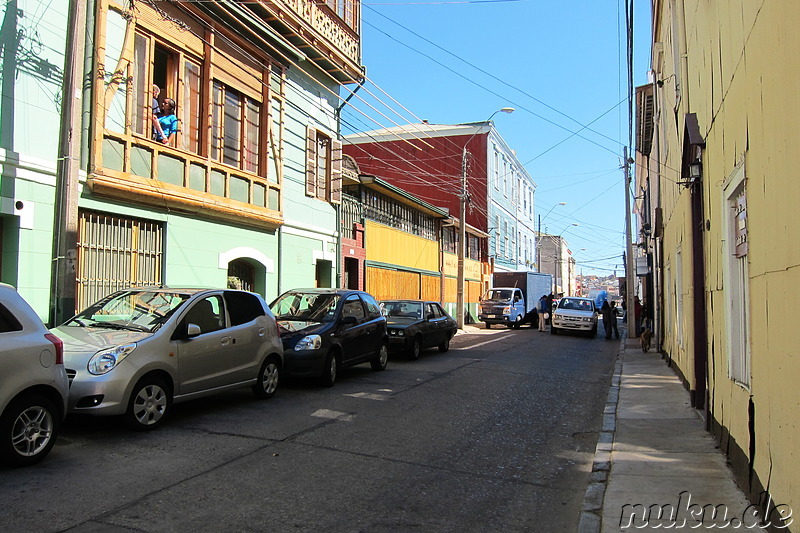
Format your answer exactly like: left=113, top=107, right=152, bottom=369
left=53, top=288, right=283, bottom=430
left=0, top=283, right=69, bottom=467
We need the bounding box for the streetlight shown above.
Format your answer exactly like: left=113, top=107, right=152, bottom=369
left=536, top=201, right=566, bottom=272
left=457, top=107, right=514, bottom=329
left=554, top=223, right=579, bottom=295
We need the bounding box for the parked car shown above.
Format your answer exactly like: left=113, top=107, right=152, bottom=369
left=52, top=288, right=283, bottom=430
left=551, top=296, right=598, bottom=337
left=381, top=300, right=457, bottom=360
left=0, top=283, right=69, bottom=467
left=270, top=289, right=388, bottom=386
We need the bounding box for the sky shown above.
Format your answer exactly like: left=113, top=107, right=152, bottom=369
left=340, top=0, right=653, bottom=278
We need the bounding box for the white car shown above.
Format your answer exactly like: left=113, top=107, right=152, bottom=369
left=0, top=283, right=69, bottom=467
left=550, top=296, right=598, bottom=337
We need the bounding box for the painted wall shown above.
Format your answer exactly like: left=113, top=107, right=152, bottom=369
left=0, top=0, right=68, bottom=318
left=652, top=0, right=800, bottom=517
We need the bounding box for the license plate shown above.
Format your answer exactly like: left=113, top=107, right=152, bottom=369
left=486, top=315, right=496, bottom=318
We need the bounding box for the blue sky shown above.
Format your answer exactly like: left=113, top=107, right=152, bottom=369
left=340, top=0, right=652, bottom=277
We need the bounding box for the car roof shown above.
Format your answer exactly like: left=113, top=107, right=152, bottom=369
left=281, top=288, right=365, bottom=296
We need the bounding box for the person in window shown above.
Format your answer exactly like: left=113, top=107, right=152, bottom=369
left=152, top=84, right=166, bottom=141
left=155, top=98, right=178, bottom=144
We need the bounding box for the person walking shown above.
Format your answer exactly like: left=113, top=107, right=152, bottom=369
left=600, top=300, right=614, bottom=340
left=537, top=294, right=548, bottom=331
left=609, top=301, right=620, bottom=339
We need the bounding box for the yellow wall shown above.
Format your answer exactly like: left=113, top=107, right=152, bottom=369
left=365, top=220, right=439, bottom=272
left=652, top=0, right=800, bottom=514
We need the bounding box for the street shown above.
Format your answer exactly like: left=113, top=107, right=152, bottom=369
left=0, top=325, right=618, bottom=532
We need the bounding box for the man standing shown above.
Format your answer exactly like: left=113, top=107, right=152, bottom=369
left=537, top=294, right=548, bottom=331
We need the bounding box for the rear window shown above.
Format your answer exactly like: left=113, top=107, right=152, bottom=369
left=0, top=303, right=23, bottom=333
left=224, top=291, right=266, bottom=326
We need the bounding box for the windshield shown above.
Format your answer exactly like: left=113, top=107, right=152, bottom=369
left=65, top=290, right=190, bottom=332
left=484, top=290, right=513, bottom=301
left=270, top=292, right=340, bottom=322
left=558, top=298, right=594, bottom=312
left=382, top=301, right=423, bottom=319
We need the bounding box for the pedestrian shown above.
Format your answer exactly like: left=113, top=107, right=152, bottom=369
left=155, top=98, right=178, bottom=144
left=538, top=294, right=548, bottom=331
left=545, top=293, right=554, bottom=326
left=609, top=301, right=620, bottom=339
left=151, top=84, right=166, bottom=141
left=600, top=300, right=614, bottom=339
left=634, top=296, right=642, bottom=337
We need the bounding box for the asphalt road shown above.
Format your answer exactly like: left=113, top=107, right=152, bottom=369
left=0, top=324, right=619, bottom=533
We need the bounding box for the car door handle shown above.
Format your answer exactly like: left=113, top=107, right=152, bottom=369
left=221, top=336, right=232, bottom=346
left=258, top=327, right=265, bottom=337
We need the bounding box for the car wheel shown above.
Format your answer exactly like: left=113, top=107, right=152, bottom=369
left=320, top=350, right=339, bottom=387
left=590, top=324, right=598, bottom=337
left=371, top=342, right=389, bottom=371
left=513, top=315, right=522, bottom=329
left=485, top=323, right=491, bottom=329
left=438, top=334, right=451, bottom=353
left=0, top=394, right=59, bottom=468
left=408, top=336, right=422, bottom=361
left=253, top=356, right=280, bottom=399
left=551, top=326, right=558, bottom=335
left=125, top=375, right=171, bottom=431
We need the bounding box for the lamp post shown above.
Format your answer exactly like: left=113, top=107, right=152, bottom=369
left=536, top=202, right=566, bottom=273
left=457, top=107, right=514, bottom=329
left=554, top=223, right=579, bottom=295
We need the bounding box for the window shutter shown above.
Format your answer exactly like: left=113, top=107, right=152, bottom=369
left=306, top=126, right=317, bottom=197
left=330, top=139, right=343, bottom=204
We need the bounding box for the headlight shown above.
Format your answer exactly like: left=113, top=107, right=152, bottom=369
left=295, top=335, right=322, bottom=351
left=554, top=314, right=563, bottom=321
left=502, top=306, right=511, bottom=314
left=389, top=329, right=404, bottom=337
left=583, top=317, right=594, bottom=322
left=88, top=343, right=137, bottom=375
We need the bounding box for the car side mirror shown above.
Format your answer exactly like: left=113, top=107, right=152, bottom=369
left=341, top=315, right=358, bottom=326
left=186, top=323, right=202, bottom=337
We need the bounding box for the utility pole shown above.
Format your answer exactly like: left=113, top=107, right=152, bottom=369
left=51, top=0, right=87, bottom=325
left=456, top=146, right=468, bottom=329
left=624, top=147, right=636, bottom=338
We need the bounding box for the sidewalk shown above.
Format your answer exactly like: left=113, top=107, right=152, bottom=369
left=580, top=337, right=763, bottom=532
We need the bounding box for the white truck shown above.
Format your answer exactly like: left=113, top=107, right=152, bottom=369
left=478, top=271, right=553, bottom=329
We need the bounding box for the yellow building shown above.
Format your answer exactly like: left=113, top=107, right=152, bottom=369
left=640, top=0, right=800, bottom=519
left=342, top=170, right=489, bottom=321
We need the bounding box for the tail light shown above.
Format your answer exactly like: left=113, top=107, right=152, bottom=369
left=44, top=333, right=64, bottom=365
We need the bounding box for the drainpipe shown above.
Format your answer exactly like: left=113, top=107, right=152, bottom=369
left=334, top=71, right=366, bottom=289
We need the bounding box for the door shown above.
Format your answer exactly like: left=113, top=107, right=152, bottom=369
left=339, top=294, right=368, bottom=364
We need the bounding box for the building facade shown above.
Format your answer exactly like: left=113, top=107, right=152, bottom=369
left=343, top=121, right=537, bottom=274
left=1, top=0, right=362, bottom=322
left=639, top=0, right=799, bottom=520
left=536, top=233, right=575, bottom=296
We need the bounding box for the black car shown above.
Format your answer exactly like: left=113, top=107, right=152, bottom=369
left=381, top=300, right=457, bottom=360
left=270, top=289, right=388, bottom=386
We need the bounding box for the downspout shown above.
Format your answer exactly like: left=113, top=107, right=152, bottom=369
left=334, top=71, right=366, bottom=288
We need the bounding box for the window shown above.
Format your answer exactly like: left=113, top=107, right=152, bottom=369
left=224, top=291, right=266, bottom=326
left=323, top=0, right=359, bottom=30
left=342, top=295, right=366, bottom=321
left=723, top=164, right=750, bottom=386
left=183, top=295, right=225, bottom=335
left=211, top=81, right=261, bottom=173
left=493, top=150, right=500, bottom=190
left=306, top=127, right=342, bottom=204
left=0, top=304, right=23, bottom=333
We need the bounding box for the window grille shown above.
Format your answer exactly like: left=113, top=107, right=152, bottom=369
left=76, top=211, right=163, bottom=311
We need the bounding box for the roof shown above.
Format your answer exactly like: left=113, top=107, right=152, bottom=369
left=344, top=122, right=491, bottom=144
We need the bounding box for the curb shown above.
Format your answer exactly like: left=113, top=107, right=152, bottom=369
left=578, top=335, right=625, bottom=533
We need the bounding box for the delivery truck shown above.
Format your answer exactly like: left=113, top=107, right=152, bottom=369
left=478, top=271, right=553, bottom=329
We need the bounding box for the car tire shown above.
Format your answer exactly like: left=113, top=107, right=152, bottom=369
left=408, top=337, right=422, bottom=361
left=125, top=375, right=171, bottom=431
left=551, top=326, right=558, bottom=335
left=371, top=342, right=389, bottom=371
left=253, top=356, right=280, bottom=399
left=0, top=394, right=59, bottom=468
left=320, top=350, right=339, bottom=388
left=513, top=315, right=522, bottom=329
left=485, top=323, right=491, bottom=329
left=438, top=334, right=451, bottom=353
left=589, top=324, right=598, bottom=337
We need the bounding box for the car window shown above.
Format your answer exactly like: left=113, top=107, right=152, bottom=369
left=184, top=295, right=225, bottom=334
left=68, top=290, right=190, bottom=332
left=342, top=295, right=366, bottom=321
left=361, top=293, right=382, bottom=319
left=0, top=303, right=23, bottom=333
left=430, top=303, right=444, bottom=318
left=271, top=292, right=339, bottom=322
left=224, top=291, right=265, bottom=326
